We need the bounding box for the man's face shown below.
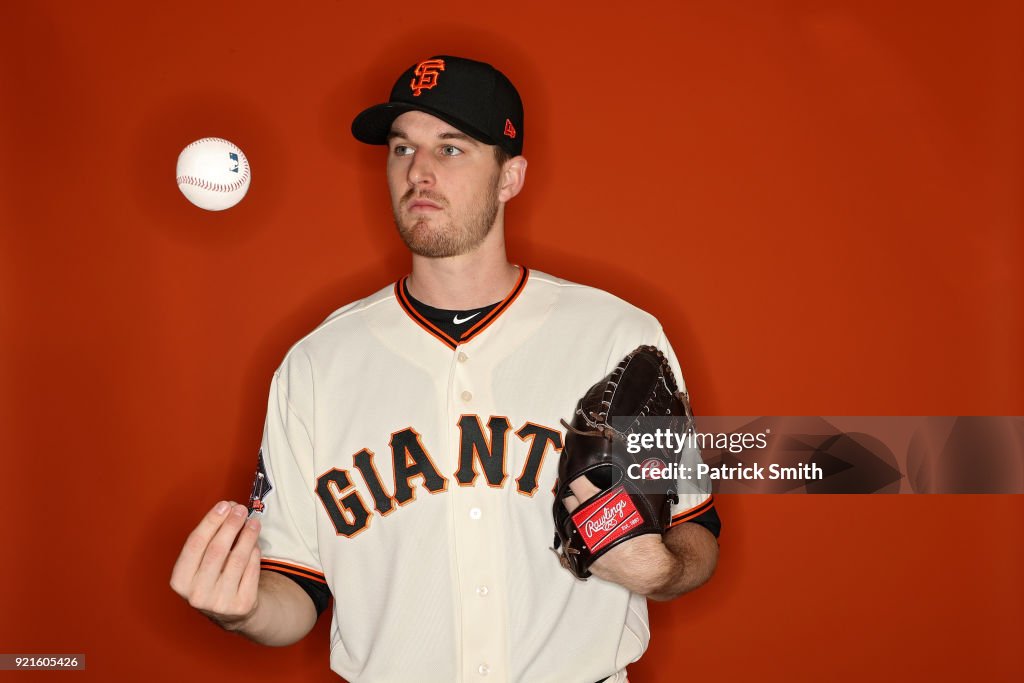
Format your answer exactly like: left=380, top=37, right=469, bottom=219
left=386, top=110, right=503, bottom=258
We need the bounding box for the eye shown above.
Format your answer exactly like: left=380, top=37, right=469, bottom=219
left=391, top=144, right=413, bottom=156
left=441, top=145, right=462, bottom=157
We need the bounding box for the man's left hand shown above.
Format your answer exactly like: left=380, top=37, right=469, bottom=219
left=563, top=476, right=718, bottom=600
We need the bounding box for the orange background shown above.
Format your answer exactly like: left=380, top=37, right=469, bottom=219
left=1, top=1, right=1021, bottom=681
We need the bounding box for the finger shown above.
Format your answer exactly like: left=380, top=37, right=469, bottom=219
left=192, top=503, right=250, bottom=593
left=237, top=545, right=262, bottom=604
left=170, top=501, right=231, bottom=595
left=568, top=475, right=601, bottom=504
left=562, top=492, right=581, bottom=513
left=215, top=515, right=261, bottom=596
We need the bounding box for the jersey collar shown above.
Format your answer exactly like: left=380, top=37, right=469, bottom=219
left=394, top=266, right=530, bottom=350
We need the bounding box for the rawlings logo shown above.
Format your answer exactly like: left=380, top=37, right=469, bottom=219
left=639, top=458, right=662, bottom=479
left=573, top=487, right=642, bottom=552
left=583, top=500, right=628, bottom=538
left=410, top=59, right=445, bottom=96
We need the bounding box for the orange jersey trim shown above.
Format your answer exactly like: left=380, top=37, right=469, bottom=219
left=668, top=495, right=715, bottom=528
left=260, top=558, right=327, bottom=584
left=394, top=266, right=530, bottom=350
left=395, top=280, right=459, bottom=349
left=461, top=266, right=529, bottom=343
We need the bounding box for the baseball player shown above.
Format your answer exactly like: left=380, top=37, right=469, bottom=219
left=170, top=55, right=721, bottom=683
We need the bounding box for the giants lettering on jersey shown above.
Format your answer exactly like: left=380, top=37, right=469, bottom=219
left=570, top=485, right=642, bottom=553
left=315, top=416, right=562, bottom=537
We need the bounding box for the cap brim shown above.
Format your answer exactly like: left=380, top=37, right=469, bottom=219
left=351, top=102, right=497, bottom=148
left=351, top=103, right=415, bottom=145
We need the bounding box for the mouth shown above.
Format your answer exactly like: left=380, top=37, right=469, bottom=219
left=408, top=200, right=442, bottom=212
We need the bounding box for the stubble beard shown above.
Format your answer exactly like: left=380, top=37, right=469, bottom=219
left=393, top=179, right=501, bottom=259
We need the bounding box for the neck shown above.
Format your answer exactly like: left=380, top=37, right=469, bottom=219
left=406, top=225, right=519, bottom=309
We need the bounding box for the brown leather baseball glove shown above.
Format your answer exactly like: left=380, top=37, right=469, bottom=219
left=552, top=345, right=694, bottom=579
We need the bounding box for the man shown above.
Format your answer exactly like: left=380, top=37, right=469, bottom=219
left=171, top=55, right=720, bottom=683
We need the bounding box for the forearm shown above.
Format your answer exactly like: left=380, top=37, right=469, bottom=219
left=647, top=523, right=719, bottom=601
left=226, top=571, right=318, bottom=646
left=588, top=524, right=718, bottom=600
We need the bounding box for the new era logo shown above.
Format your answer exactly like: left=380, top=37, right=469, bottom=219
left=504, top=118, right=516, bottom=139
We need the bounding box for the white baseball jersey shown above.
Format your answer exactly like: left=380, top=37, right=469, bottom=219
left=253, top=267, right=715, bottom=683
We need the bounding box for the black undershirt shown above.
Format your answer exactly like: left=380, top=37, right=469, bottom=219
left=402, top=280, right=501, bottom=342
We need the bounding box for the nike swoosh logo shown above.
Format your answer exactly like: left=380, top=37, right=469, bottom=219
left=453, top=312, right=482, bottom=325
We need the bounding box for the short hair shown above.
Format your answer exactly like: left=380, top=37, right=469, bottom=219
left=493, top=146, right=512, bottom=168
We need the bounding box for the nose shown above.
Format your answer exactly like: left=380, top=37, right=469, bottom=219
left=407, top=151, right=435, bottom=187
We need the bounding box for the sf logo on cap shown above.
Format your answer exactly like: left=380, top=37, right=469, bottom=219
left=410, top=58, right=445, bottom=96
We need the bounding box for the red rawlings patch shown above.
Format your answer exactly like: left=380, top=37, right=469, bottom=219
left=571, top=485, right=642, bottom=553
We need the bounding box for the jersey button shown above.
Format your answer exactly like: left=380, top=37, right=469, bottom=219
left=461, top=390, right=473, bottom=402
left=476, top=585, right=489, bottom=596
left=457, top=352, right=468, bottom=363
left=478, top=664, right=490, bottom=676
left=469, top=507, right=482, bottom=520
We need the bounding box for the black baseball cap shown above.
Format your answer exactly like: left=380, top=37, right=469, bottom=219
left=351, top=55, right=524, bottom=156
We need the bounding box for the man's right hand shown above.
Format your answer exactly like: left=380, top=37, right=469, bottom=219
left=170, top=501, right=262, bottom=631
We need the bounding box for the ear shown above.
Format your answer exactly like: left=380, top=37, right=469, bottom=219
left=497, top=156, right=528, bottom=203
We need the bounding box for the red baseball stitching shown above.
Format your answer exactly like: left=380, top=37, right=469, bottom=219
left=177, top=137, right=251, bottom=193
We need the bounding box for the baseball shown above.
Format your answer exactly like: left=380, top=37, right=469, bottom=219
left=176, top=137, right=251, bottom=211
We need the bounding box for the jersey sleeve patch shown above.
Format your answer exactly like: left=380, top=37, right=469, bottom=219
left=248, top=448, right=273, bottom=514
